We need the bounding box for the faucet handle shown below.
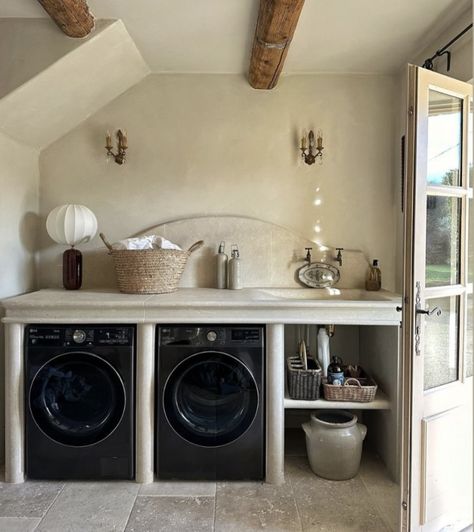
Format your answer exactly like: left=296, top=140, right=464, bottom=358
left=305, top=247, right=313, bottom=252
left=336, top=247, right=344, bottom=252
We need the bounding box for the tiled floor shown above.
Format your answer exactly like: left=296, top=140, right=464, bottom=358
left=0, top=430, right=400, bottom=532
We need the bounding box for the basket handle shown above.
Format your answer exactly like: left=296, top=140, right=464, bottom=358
left=187, top=240, right=204, bottom=253
left=99, top=232, right=114, bottom=252
left=344, top=378, right=362, bottom=387
left=299, top=340, right=308, bottom=371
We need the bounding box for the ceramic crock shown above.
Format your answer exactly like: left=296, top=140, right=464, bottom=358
left=302, top=410, right=367, bottom=480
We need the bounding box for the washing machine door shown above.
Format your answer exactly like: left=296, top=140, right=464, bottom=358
left=163, top=351, right=259, bottom=447
left=29, top=352, right=126, bottom=447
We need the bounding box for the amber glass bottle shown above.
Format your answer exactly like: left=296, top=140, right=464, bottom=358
left=365, top=259, right=381, bottom=291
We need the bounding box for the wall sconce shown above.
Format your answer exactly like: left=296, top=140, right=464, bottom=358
left=106, top=129, right=128, bottom=165
left=300, top=130, right=324, bottom=165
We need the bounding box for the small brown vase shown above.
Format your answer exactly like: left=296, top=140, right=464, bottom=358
left=63, top=248, right=82, bottom=290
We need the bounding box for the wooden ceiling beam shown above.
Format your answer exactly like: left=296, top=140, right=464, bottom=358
left=248, top=0, right=305, bottom=90
left=36, top=0, right=94, bottom=38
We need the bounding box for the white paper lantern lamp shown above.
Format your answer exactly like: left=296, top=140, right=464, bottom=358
left=46, top=204, right=98, bottom=290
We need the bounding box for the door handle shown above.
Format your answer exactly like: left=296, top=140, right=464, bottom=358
left=416, top=306, right=442, bottom=317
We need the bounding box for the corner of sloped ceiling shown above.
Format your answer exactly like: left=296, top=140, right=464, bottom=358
left=0, top=19, right=150, bottom=150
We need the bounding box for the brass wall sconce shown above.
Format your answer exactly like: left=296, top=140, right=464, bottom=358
left=300, top=130, right=324, bottom=165
left=106, top=129, right=128, bottom=165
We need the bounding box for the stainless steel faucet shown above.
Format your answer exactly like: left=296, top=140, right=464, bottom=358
left=335, top=248, right=344, bottom=266
left=305, top=247, right=312, bottom=265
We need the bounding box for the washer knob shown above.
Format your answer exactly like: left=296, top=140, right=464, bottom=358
left=72, top=329, right=87, bottom=344
left=206, top=330, right=217, bottom=342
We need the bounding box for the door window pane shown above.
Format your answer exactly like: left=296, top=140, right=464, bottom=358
left=424, top=296, right=459, bottom=390
left=466, top=195, right=473, bottom=378
left=425, top=196, right=461, bottom=287
left=466, top=293, right=473, bottom=378
left=427, top=90, right=462, bottom=186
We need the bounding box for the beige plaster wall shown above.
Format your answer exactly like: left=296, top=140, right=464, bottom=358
left=0, top=19, right=114, bottom=100
left=39, top=73, right=399, bottom=291
left=411, top=7, right=472, bottom=81
left=0, top=132, right=40, bottom=462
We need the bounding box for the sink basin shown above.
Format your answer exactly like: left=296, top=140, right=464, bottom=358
left=258, top=288, right=394, bottom=301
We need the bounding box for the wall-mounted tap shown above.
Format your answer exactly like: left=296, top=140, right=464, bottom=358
left=335, top=248, right=344, bottom=267
left=305, top=247, right=312, bottom=265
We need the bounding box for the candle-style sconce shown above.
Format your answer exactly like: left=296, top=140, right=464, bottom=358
left=105, top=129, right=128, bottom=165
left=300, top=129, right=324, bottom=165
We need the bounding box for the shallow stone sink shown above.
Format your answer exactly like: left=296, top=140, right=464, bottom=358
left=259, top=288, right=394, bottom=301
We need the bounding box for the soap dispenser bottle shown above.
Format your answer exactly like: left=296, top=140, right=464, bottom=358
left=228, top=244, right=242, bottom=290
left=366, top=259, right=382, bottom=291
left=216, top=241, right=228, bottom=289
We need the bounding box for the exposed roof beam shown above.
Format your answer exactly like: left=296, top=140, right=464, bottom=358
left=248, top=0, right=305, bottom=90
left=36, top=0, right=94, bottom=38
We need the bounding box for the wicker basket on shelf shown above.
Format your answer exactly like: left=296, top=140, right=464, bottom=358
left=287, top=341, right=322, bottom=401
left=100, top=233, right=203, bottom=294
left=323, top=377, right=377, bottom=403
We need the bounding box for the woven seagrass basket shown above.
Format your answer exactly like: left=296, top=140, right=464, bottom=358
left=323, top=377, right=377, bottom=403
left=100, top=233, right=203, bottom=294
left=287, top=341, right=322, bottom=401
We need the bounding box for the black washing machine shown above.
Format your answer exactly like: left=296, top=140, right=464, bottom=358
left=156, top=325, right=265, bottom=481
left=25, top=325, right=135, bottom=480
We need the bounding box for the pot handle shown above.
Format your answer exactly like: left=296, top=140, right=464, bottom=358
left=302, top=422, right=311, bottom=437
left=358, top=423, right=367, bottom=440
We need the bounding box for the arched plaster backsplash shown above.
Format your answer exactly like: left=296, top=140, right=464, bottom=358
left=41, top=216, right=370, bottom=290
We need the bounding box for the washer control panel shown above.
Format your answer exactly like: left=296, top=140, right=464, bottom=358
left=159, top=326, right=264, bottom=347
left=26, top=326, right=135, bottom=347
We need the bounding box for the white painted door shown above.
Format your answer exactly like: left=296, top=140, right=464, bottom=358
left=403, top=66, right=473, bottom=531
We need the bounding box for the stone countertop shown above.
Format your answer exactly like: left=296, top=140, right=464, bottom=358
left=2, top=288, right=402, bottom=325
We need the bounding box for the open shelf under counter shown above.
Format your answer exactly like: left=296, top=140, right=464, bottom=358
left=284, top=387, right=391, bottom=410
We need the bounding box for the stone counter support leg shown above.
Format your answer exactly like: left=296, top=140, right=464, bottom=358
left=5, top=323, right=25, bottom=483
left=135, top=323, right=155, bottom=483
left=266, top=323, right=285, bottom=485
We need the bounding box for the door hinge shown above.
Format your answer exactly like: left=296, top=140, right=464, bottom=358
left=408, top=105, right=414, bottom=116
left=402, top=500, right=408, bottom=511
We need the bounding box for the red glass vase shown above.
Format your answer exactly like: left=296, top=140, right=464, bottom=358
left=63, top=248, right=82, bottom=290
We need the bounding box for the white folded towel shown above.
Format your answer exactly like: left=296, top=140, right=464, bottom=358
left=112, top=234, right=182, bottom=251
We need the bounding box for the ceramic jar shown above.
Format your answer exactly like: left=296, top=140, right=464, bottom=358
left=302, top=410, right=367, bottom=480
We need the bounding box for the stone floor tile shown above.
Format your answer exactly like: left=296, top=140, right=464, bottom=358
left=359, top=453, right=400, bottom=532
left=0, top=517, right=42, bottom=531
left=287, top=456, right=389, bottom=532
left=126, top=496, right=214, bottom=532
left=36, top=481, right=139, bottom=532
left=0, top=481, right=63, bottom=518
left=215, top=481, right=302, bottom=531
left=139, top=480, right=216, bottom=497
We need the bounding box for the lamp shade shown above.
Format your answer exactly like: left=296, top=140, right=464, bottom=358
left=46, top=204, right=98, bottom=247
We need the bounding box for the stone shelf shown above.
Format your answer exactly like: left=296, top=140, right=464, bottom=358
left=284, top=387, right=391, bottom=410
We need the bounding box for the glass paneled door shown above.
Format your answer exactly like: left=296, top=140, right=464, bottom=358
left=403, top=66, right=473, bottom=532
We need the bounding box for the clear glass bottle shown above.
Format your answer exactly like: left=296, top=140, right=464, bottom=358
left=366, top=259, right=382, bottom=291
left=228, top=245, right=242, bottom=290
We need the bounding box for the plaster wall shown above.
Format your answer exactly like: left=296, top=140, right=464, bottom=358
left=411, top=7, right=472, bottom=81
left=38, top=73, right=399, bottom=291
left=0, top=132, right=40, bottom=462
left=0, top=19, right=114, bottom=100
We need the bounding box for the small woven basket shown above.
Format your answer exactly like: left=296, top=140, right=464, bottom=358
left=287, top=341, right=322, bottom=401
left=323, top=377, right=377, bottom=403
left=100, top=233, right=203, bottom=294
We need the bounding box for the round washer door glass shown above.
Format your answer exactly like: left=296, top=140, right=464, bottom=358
left=164, top=352, right=259, bottom=447
left=29, top=352, right=126, bottom=446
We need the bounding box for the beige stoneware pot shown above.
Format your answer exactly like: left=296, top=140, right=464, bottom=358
left=302, top=410, right=367, bottom=480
